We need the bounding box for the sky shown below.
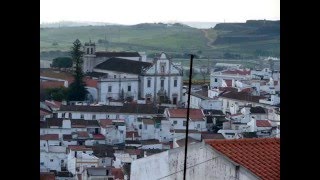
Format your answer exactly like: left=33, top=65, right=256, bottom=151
left=40, top=0, right=280, bottom=24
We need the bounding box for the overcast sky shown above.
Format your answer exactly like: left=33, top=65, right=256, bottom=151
left=40, top=0, right=280, bottom=24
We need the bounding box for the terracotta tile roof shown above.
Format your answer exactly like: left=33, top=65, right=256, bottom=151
left=167, top=108, right=204, bottom=120
left=68, top=145, right=92, bottom=151
left=40, top=134, right=59, bottom=140
left=142, top=119, right=155, bottom=125
left=99, top=119, right=113, bottom=128
left=60, top=103, right=158, bottom=114
left=201, top=133, right=225, bottom=140
left=111, top=168, right=124, bottom=180
left=63, top=134, right=73, bottom=141
left=126, top=131, right=140, bottom=138
left=40, top=81, right=65, bottom=89
left=40, top=172, right=55, bottom=180
left=40, top=109, right=51, bottom=116
left=220, top=91, right=265, bottom=103
left=241, top=87, right=253, bottom=93
left=124, top=149, right=142, bottom=156
left=206, top=138, right=280, bottom=180
left=256, top=120, right=272, bottom=127
left=76, top=131, right=90, bottom=138
left=45, top=100, right=62, bottom=109
left=223, top=79, right=233, bottom=87
left=93, top=134, right=106, bottom=140
left=40, top=118, right=63, bottom=128
left=221, top=69, right=251, bottom=75
left=84, top=77, right=98, bottom=88
left=218, top=87, right=238, bottom=92
left=71, top=119, right=100, bottom=128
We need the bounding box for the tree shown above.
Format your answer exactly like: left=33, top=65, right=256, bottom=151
left=45, top=87, right=68, bottom=101
left=184, top=67, right=197, bottom=80
left=67, top=39, right=88, bottom=101
left=52, top=57, right=73, bottom=69
left=200, top=65, right=210, bottom=83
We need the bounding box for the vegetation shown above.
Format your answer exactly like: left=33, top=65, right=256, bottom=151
left=52, top=57, right=73, bottom=68
left=67, top=39, right=88, bottom=101
left=44, top=87, right=68, bottom=101
left=40, top=20, right=280, bottom=60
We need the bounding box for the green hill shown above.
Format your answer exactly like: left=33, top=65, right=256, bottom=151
left=40, top=20, right=280, bottom=60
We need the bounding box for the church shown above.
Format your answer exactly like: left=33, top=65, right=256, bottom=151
left=82, top=42, right=183, bottom=105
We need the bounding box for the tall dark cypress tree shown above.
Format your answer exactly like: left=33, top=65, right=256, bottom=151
left=67, top=39, right=88, bottom=101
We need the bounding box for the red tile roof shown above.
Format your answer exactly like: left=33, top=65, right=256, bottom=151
left=218, top=87, right=238, bottom=92
left=223, top=79, right=233, bottom=87
left=222, top=69, right=251, bottom=76
left=167, top=108, right=204, bottom=120
left=68, top=145, right=92, bottom=151
left=84, top=77, right=98, bottom=88
left=124, top=149, right=142, bottom=156
left=77, top=131, right=90, bottom=138
left=256, top=120, right=272, bottom=127
left=111, top=168, right=124, bottom=180
left=99, top=119, right=113, bottom=128
left=126, top=131, right=140, bottom=138
left=230, top=113, right=243, bottom=117
left=40, top=81, right=65, bottom=89
left=206, top=138, right=280, bottom=180
left=40, top=172, right=55, bottom=180
left=93, top=134, right=105, bottom=140
left=40, top=134, right=59, bottom=140
left=241, top=87, right=253, bottom=93
left=45, top=100, right=62, bottom=109
left=40, top=110, right=51, bottom=116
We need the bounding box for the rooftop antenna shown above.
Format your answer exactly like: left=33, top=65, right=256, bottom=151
left=183, top=54, right=194, bottom=180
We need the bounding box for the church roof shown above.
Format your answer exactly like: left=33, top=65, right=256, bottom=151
left=94, top=58, right=152, bottom=74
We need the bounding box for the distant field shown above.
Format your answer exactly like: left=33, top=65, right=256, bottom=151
left=40, top=21, right=280, bottom=60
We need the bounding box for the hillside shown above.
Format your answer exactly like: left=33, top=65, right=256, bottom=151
left=40, top=20, right=280, bottom=60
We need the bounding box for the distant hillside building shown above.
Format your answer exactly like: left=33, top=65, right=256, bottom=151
left=82, top=42, right=183, bottom=105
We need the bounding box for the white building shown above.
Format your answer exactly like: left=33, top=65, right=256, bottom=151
left=82, top=42, right=183, bottom=105
left=140, top=52, right=183, bottom=105
left=99, top=119, right=126, bottom=145
left=67, top=146, right=98, bottom=175
left=210, top=69, right=251, bottom=89
left=130, top=138, right=280, bottom=180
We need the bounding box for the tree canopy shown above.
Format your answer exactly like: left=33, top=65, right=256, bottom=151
left=52, top=57, right=73, bottom=68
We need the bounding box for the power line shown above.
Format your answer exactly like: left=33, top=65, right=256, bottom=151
left=157, top=156, right=219, bottom=180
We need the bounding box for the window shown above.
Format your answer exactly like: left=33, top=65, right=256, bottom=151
left=87, top=48, right=89, bottom=54
left=161, top=65, right=165, bottom=73
left=61, top=160, right=64, bottom=163
left=92, top=115, right=96, bottom=120
left=124, top=76, right=126, bottom=78
left=62, top=113, right=65, bottom=118
left=215, top=78, right=218, bottom=82
left=147, top=79, right=151, bottom=87
left=128, top=85, right=131, bottom=92
left=139, top=124, right=142, bottom=129
left=40, top=162, right=44, bottom=166
left=173, top=121, right=177, bottom=125
left=183, top=121, right=186, bottom=126
left=114, top=75, right=117, bottom=78
left=80, top=114, right=84, bottom=119
left=108, top=86, right=112, bottom=92
left=90, top=48, right=93, bottom=54
left=106, top=115, right=109, bottom=119
left=161, top=80, right=164, bottom=88
left=120, top=130, right=123, bottom=134
left=174, top=79, right=177, bottom=87
left=50, top=159, right=53, bottom=162
left=69, top=113, right=72, bottom=119
left=197, top=124, right=200, bottom=129
left=116, top=114, right=119, bottom=119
